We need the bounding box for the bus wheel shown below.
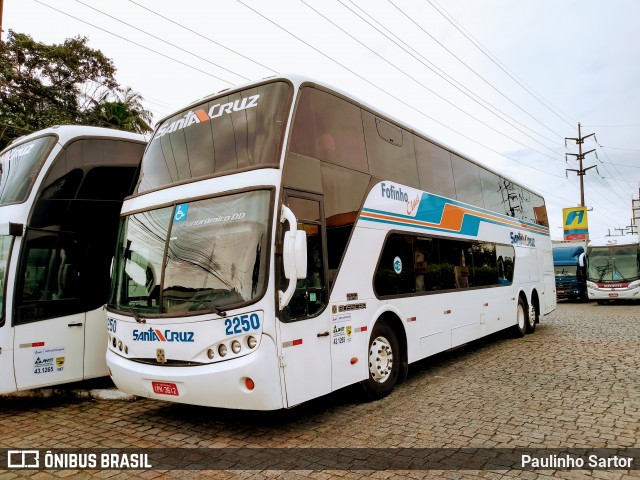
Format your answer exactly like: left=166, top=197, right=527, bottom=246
left=513, top=297, right=527, bottom=338
left=362, top=322, right=400, bottom=400
left=526, top=302, right=537, bottom=334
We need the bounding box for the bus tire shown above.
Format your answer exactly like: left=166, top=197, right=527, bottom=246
left=526, top=301, right=537, bottom=334
left=513, top=296, right=527, bottom=338
left=362, top=322, right=400, bottom=400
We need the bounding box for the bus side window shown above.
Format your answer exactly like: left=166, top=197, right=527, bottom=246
left=16, top=231, right=81, bottom=324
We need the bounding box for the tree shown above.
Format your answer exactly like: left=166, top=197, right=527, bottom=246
left=0, top=31, right=153, bottom=150
left=87, top=87, right=152, bottom=133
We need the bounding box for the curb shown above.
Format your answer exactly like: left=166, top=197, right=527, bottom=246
left=1, top=387, right=137, bottom=401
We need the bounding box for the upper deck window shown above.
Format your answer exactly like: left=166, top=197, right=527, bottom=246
left=289, top=87, right=368, bottom=173
left=137, top=81, right=291, bottom=193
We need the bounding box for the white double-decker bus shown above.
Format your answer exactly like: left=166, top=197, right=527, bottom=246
left=586, top=235, right=640, bottom=303
left=0, top=126, right=146, bottom=393
left=107, top=75, right=555, bottom=410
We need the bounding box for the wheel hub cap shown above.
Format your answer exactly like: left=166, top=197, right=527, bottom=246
left=369, top=336, right=393, bottom=383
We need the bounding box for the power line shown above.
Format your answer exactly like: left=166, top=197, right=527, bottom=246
left=338, top=0, right=565, bottom=157
left=582, top=124, right=640, bottom=128
left=73, top=0, right=250, bottom=82
left=419, top=0, right=636, bottom=220
left=426, top=0, right=577, bottom=129
left=592, top=141, right=635, bottom=199
left=399, top=0, right=574, bottom=135
left=34, top=0, right=236, bottom=86
left=236, top=0, right=570, bottom=184
left=128, top=0, right=278, bottom=76
left=299, top=0, right=564, bottom=164
left=599, top=145, right=640, bottom=152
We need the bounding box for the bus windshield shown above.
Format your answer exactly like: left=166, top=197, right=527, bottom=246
left=554, top=265, right=577, bottom=278
left=136, top=81, right=291, bottom=193
left=587, top=245, right=640, bottom=282
left=0, top=135, right=57, bottom=205
left=109, top=189, right=272, bottom=316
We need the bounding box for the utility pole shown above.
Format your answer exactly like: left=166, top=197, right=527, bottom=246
left=565, top=123, right=598, bottom=207
left=633, top=188, right=640, bottom=228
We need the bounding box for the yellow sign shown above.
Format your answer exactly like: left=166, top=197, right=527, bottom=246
left=562, top=207, right=588, bottom=240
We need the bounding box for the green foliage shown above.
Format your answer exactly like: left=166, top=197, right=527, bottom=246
left=0, top=31, right=152, bottom=150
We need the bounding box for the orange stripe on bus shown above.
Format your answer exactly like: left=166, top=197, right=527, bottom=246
left=195, top=109, right=210, bottom=122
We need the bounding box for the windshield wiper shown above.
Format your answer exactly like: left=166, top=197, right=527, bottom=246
left=126, top=307, right=146, bottom=323
left=188, top=299, right=227, bottom=317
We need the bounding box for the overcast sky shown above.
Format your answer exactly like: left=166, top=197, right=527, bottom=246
left=4, top=0, right=640, bottom=240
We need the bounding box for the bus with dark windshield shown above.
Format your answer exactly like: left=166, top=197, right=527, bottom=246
left=0, top=126, right=145, bottom=394
left=553, top=245, right=586, bottom=301
left=106, top=74, right=555, bottom=410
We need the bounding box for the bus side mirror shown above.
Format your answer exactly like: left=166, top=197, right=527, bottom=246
left=279, top=205, right=307, bottom=309
left=283, top=230, right=307, bottom=280
left=578, top=252, right=586, bottom=268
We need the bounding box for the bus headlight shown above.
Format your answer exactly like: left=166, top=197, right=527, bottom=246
left=247, top=336, right=257, bottom=349
left=231, top=340, right=241, bottom=354
left=218, top=344, right=227, bottom=357
left=207, top=349, right=215, bottom=359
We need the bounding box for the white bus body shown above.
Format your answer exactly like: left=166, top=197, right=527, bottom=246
left=0, top=126, right=146, bottom=394
left=586, top=235, right=640, bottom=303
left=106, top=75, right=555, bottom=410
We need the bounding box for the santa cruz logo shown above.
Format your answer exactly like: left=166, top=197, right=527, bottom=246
left=510, top=232, right=536, bottom=247
left=154, top=94, right=260, bottom=140
left=132, top=328, right=195, bottom=342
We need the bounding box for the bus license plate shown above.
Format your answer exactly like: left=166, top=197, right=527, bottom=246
left=609, top=293, right=619, bottom=298
left=152, top=381, right=179, bottom=396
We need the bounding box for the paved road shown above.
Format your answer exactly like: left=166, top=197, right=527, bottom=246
left=1, top=301, right=639, bottom=479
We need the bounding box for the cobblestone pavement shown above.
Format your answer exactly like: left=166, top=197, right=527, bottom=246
left=1, top=301, right=639, bottom=479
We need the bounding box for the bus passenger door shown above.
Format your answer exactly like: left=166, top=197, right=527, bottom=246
left=278, top=191, right=332, bottom=407
left=13, top=231, right=85, bottom=390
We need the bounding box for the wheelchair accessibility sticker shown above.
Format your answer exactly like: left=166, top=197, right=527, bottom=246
left=174, top=204, right=189, bottom=222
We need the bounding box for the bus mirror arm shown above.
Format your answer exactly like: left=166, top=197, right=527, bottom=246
left=0, top=222, right=24, bottom=237
left=578, top=252, right=586, bottom=268
left=279, top=205, right=307, bottom=309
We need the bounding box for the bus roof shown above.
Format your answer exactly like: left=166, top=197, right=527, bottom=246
left=155, top=73, right=546, bottom=203
left=588, top=235, right=640, bottom=248
left=2, top=125, right=147, bottom=152
left=552, top=245, right=584, bottom=265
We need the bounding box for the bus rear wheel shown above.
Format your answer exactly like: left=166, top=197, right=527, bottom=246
left=362, top=322, right=400, bottom=400
left=526, top=302, right=537, bottom=334
left=513, top=297, right=527, bottom=338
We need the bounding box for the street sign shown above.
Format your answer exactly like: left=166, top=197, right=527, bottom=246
left=563, top=206, right=588, bottom=241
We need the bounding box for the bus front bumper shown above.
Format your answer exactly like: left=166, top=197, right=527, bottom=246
left=587, top=285, right=640, bottom=301
left=107, top=335, right=284, bottom=410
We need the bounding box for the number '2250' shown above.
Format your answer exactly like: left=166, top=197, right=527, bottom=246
left=225, top=314, right=260, bottom=335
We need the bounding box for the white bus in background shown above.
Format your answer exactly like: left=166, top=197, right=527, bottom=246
left=106, top=74, right=555, bottom=410
left=0, top=126, right=146, bottom=394
left=586, top=235, right=640, bottom=304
